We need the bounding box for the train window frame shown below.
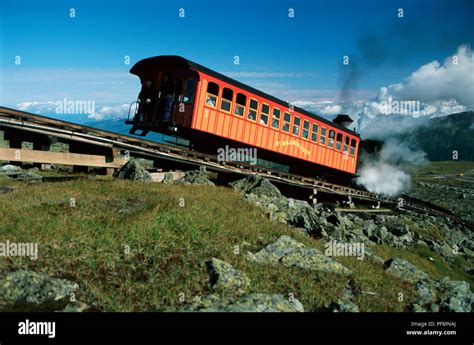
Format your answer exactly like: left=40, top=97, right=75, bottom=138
left=271, top=108, right=281, bottom=130
left=328, top=130, right=335, bottom=148
left=311, top=123, right=319, bottom=142
left=182, top=79, right=196, bottom=103
left=282, top=112, right=291, bottom=132
left=234, top=93, right=246, bottom=117
left=350, top=139, right=357, bottom=156
left=343, top=136, right=350, bottom=155
left=259, top=103, right=270, bottom=126
left=335, top=132, right=343, bottom=151
left=247, top=98, right=258, bottom=122
left=205, top=81, right=219, bottom=108
left=320, top=127, right=327, bottom=146
left=220, top=87, right=233, bottom=113
left=292, top=116, right=301, bottom=137
left=302, top=120, right=310, bottom=140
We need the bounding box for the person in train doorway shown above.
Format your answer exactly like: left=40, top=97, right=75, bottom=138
left=137, top=80, right=157, bottom=123
left=160, top=74, right=175, bottom=123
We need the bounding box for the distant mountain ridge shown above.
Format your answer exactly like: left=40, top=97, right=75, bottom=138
left=402, top=111, right=474, bottom=161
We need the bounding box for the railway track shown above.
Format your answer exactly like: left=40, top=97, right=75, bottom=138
left=0, top=106, right=457, bottom=219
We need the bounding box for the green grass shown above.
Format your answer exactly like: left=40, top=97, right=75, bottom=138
left=0, top=173, right=471, bottom=312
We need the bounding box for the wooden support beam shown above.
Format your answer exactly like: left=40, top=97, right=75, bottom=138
left=0, top=147, right=128, bottom=168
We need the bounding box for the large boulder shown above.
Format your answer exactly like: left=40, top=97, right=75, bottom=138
left=114, top=159, right=153, bottom=182
left=281, top=247, right=352, bottom=276
left=0, top=270, right=79, bottom=312
left=176, top=170, right=215, bottom=185
left=384, top=258, right=430, bottom=284
left=231, top=176, right=322, bottom=235
left=247, top=235, right=352, bottom=276
left=230, top=174, right=281, bottom=198
left=181, top=293, right=304, bottom=312
left=246, top=235, right=305, bottom=263
left=0, top=165, right=22, bottom=175
left=206, top=258, right=250, bottom=295
left=413, top=277, right=474, bottom=312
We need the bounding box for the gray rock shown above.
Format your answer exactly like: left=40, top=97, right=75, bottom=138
left=328, top=300, right=360, bottom=312
left=8, top=171, right=42, bottom=182
left=246, top=235, right=305, bottom=263
left=281, top=247, right=352, bottom=275
left=0, top=165, right=22, bottom=175
left=182, top=293, right=304, bottom=312
left=206, top=258, right=250, bottom=295
left=230, top=174, right=281, bottom=198
left=176, top=170, right=215, bottom=185
left=0, top=270, right=79, bottom=312
left=247, top=236, right=352, bottom=275
left=413, top=277, right=474, bottom=312
left=162, top=172, right=174, bottom=184
left=114, top=159, right=153, bottom=182
left=385, top=258, right=430, bottom=284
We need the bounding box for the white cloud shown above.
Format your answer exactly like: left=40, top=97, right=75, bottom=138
left=376, top=45, right=474, bottom=107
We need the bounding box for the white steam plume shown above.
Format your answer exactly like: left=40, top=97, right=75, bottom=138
left=356, top=139, right=427, bottom=197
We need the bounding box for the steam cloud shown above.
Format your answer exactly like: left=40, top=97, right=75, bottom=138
left=356, top=139, right=427, bottom=197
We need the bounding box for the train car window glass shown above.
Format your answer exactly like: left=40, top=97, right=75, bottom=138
left=234, top=93, right=246, bottom=117
left=272, top=108, right=281, bottom=129
left=282, top=112, right=291, bottom=132
left=260, top=103, right=269, bottom=126
left=183, top=79, right=196, bottom=103
left=320, top=127, right=327, bottom=145
left=350, top=139, right=357, bottom=156
left=302, top=120, right=310, bottom=139
left=220, top=87, right=233, bottom=113
left=205, top=82, right=219, bottom=108
left=248, top=99, right=258, bottom=121
left=311, top=123, right=319, bottom=142
left=292, top=116, right=301, bottom=136
left=336, top=133, right=343, bottom=150
left=343, top=136, right=350, bottom=154
left=328, top=130, right=335, bottom=148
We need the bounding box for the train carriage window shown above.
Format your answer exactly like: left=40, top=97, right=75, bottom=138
left=292, top=116, right=301, bottom=136
left=336, top=133, right=343, bottom=150
left=205, top=82, right=219, bottom=107
left=272, top=108, right=281, bottom=129
left=183, top=79, right=196, bottom=103
left=234, top=93, right=246, bottom=116
left=282, top=112, right=291, bottom=132
left=311, top=123, right=319, bottom=142
left=248, top=99, right=258, bottom=121
left=320, top=127, right=327, bottom=145
left=344, top=137, right=350, bottom=154
left=220, top=88, right=233, bottom=112
left=260, top=103, right=269, bottom=126
left=328, top=130, right=335, bottom=148
left=302, top=120, right=310, bottom=139
left=350, top=139, right=357, bottom=156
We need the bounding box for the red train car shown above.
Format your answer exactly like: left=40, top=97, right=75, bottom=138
left=127, top=56, right=360, bottom=179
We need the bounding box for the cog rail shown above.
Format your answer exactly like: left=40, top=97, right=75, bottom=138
left=0, top=106, right=452, bottom=218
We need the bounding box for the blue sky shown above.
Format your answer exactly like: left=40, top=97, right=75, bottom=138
left=0, top=0, right=473, bottom=120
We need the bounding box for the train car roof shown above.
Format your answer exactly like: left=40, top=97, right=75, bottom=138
left=130, top=55, right=360, bottom=137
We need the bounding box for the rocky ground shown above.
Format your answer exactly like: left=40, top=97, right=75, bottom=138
left=0, top=160, right=473, bottom=312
